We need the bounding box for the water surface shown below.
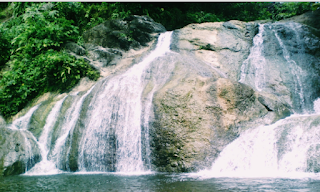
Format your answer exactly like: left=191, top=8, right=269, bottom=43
left=1, top=173, right=320, bottom=192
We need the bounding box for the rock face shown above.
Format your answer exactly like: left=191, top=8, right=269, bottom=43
left=240, top=22, right=320, bottom=114
left=83, top=15, right=166, bottom=51
left=0, top=128, right=41, bottom=176
left=65, top=15, right=166, bottom=72
left=281, top=9, right=320, bottom=37
left=78, top=15, right=166, bottom=70
left=150, top=16, right=319, bottom=172
left=173, top=20, right=258, bottom=81
left=151, top=73, right=271, bottom=172
left=149, top=21, right=292, bottom=172
left=1, top=12, right=320, bottom=176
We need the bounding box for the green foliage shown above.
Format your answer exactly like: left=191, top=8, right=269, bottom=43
left=0, top=29, right=10, bottom=68
left=0, top=2, right=315, bottom=118
left=12, top=2, right=33, bottom=17
left=0, top=3, right=99, bottom=118
left=9, top=4, right=79, bottom=56
left=0, top=3, right=9, bottom=11
left=187, top=11, right=220, bottom=23
left=271, top=2, right=313, bottom=20
left=0, top=50, right=99, bottom=118
left=312, top=2, right=320, bottom=11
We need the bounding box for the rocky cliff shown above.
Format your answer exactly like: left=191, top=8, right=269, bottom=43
left=1, top=11, right=319, bottom=175
left=150, top=20, right=292, bottom=172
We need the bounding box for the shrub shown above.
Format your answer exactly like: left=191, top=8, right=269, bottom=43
left=0, top=3, right=99, bottom=118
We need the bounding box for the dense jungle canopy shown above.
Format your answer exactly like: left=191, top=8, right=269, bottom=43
left=0, top=2, right=318, bottom=119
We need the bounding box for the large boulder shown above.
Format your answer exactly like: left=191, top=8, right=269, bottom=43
left=0, top=128, right=41, bottom=176
left=149, top=19, right=297, bottom=172
left=83, top=15, right=166, bottom=51
left=65, top=15, right=166, bottom=73
left=149, top=52, right=287, bottom=172
left=173, top=20, right=258, bottom=82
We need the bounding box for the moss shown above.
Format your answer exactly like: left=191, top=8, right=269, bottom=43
left=50, top=95, right=73, bottom=150
left=28, top=96, right=56, bottom=139
left=3, top=161, right=25, bottom=176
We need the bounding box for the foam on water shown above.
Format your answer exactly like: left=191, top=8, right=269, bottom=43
left=77, top=31, right=173, bottom=173
left=192, top=111, right=320, bottom=179
left=25, top=96, right=67, bottom=175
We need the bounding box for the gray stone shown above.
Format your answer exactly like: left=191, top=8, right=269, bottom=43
left=149, top=54, right=279, bottom=172
left=83, top=15, right=166, bottom=51
left=87, top=46, right=122, bottom=67
left=64, top=42, right=86, bottom=56
left=0, top=128, right=41, bottom=176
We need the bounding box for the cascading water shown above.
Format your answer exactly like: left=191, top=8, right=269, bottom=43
left=14, top=31, right=173, bottom=176
left=49, top=85, right=95, bottom=171
left=4, top=19, right=319, bottom=180
left=239, top=24, right=266, bottom=91
left=8, top=105, right=40, bottom=172
left=238, top=22, right=317, bottom=114
left=196, top=112, right=320, bottom=178
left=273, top=23, right=307, bottom=113
left=76, top=31, right=173, bottom=173
left=25, top=96, right=67, bottom=175
left=193, top=21, right=320, bottom=179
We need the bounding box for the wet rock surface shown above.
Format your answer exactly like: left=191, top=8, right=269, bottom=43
left=0, top=128, right=41, bottom=176
left=65, top=15, right=166, bottom=72
left=149, top=20, right=293, bottom=172
left=1, top=11, right=320, bottom=175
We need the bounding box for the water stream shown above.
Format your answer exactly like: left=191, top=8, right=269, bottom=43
left=25, top=96, right=67, bottom=175
left=239, top=24, right=266, bottom=91
left=8, top=105, right=40, bottom=172
left=238, top=22, right=315, bottom=114
left=18, top=31, right=173, bottom=175
left=2, top=20, right=319, bottom=186
left=273, top=23, right=307, bottom=113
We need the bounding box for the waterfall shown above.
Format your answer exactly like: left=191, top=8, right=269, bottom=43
left=6, top=19, right=318, bottom=177
left=9, top=105, right=39, bottom=131
left=195, top=112, right=320, bottom=178
left=239, top=24, right=266, bottom=91
left=239, top=22, right=315, bottom=114
left=188, top=21, right=320, bottom=179
left=8, top=105, right=40, bottom=172
left=273, top=23, right=307, bottom=113
left=25, top=96, right=67, bottom=175
left=15, top=31, right=173, bottom=175
left=50, top=85, right=95, bottom=170
left=77, top=31, right=173, bottom=173
left=193, top=99, right=320, bottom=179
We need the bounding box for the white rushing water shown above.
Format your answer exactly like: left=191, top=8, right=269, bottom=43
left=239, top=24, right=266, bottom=91
left=8, top=105, right=40, bottom=172
left=25, top=96, right=67, bottom=175
left=192, top=21, right=320, bottom=178
left=9, top=105, right=40, bottom=131
left=273, top=23, right=306, bottom=114
left=50, top=85, right=95, bottom=170
left=239, top=22, right=312, bottom=114
left=77, top=31, right=173, bottom=173
left=192, top=99, right=320, bottom=179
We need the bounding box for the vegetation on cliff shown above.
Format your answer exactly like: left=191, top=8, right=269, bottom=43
left=0, top=2, right=317, bottom=118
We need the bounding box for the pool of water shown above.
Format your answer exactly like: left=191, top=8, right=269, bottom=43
left=1, top=173, right=320, bottom=192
